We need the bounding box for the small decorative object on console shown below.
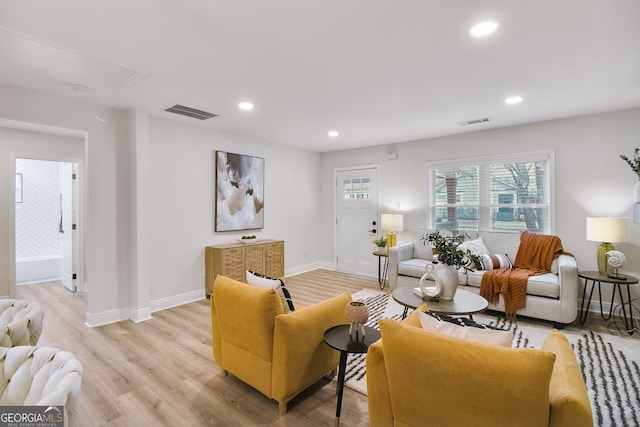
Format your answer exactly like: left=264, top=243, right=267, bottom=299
left=345, top=301, right=369, bottom=337
left=237, top=235, right=262, bottom=244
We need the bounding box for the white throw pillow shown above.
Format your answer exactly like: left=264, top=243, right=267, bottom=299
left=418, top=311, right=513, bottom=347
left=457, top=237, right=490, bottom=256
left=245, top=271, right=294, bottom=313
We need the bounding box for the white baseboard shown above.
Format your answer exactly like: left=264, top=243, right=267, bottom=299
left=150, top=288, right=205, bottom=313
left=130, top=307, right=153, bottom=323
left=85, top=308, right=129, bottom=328
left=85, top=289, right=205, bottom=327
left=285, top=261, right=336, bottom=277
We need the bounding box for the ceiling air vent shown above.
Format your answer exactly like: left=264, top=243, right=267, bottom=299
left=457, top=117, right=492, bottom=127
left=164, top=104, right=217, bottom=120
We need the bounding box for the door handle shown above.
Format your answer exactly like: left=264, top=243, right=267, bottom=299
left=368, top=229, right=376, bottom=233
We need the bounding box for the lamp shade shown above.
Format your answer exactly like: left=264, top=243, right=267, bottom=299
left=380, top=214, right=404, bottom=232
left=586, top=217, right=630, bottom=243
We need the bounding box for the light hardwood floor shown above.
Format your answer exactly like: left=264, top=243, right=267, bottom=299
left=15, top=269, right=629, bottom=426
left=15, top=270, right=380, bottom=426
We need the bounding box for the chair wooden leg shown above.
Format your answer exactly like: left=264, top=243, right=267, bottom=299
left=279, top=401, right=287, bottom=415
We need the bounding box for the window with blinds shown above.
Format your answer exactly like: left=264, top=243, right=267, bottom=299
left=428, top=152, right=553, bottom=234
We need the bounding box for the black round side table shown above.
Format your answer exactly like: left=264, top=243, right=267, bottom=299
left=323, top=324, right=381, bottom=426
left=578, top=270, right=639, bottom=336
left=372, top=248, right=389, bottom=289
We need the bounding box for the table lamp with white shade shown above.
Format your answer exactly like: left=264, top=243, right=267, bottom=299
left=380, top=214, right=403, bottom=248
left=586, top=217, right=630, bottom=276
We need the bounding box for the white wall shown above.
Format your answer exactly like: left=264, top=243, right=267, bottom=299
left=320, top=108, right=640, bottom=305
left=0, top=83, right=129, bottom=323
left=0, top=83, right=323, bottom=325
left=147, top=117, right=323, bottom=305
left=3, top=80, right=638, bottom=324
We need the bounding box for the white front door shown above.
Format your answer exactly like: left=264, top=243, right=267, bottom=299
left=336, top=168, right=379, bottom=277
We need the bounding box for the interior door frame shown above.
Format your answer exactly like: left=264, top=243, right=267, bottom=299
left=333, top=164, right=380, bottom=274
left=11, top=154, right=85, bottom=295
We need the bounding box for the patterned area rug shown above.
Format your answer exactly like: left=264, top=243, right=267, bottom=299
left=346, top=289, right=640, bottom=427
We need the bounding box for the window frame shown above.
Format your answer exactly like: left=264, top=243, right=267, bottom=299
left=426, top=150, right=556, bottom=234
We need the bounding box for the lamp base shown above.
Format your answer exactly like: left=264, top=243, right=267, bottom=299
left=386, top=232, right=397, bottom=248
left=597, top=242, right=615, bottom=275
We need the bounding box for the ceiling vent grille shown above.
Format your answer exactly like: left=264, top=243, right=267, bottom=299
left=457, top=117, right=492, bottom=126
left=164, top=104, right=217, bottom=120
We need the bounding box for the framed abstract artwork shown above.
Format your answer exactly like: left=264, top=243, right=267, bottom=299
left=215, top=151, right=265, bottom=231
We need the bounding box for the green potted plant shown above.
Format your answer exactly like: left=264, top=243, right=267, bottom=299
left=422, top=230, right=473, bottom=271
left=620, top=147, right=640, bottom=179
left=620, top=147, right=640, bottom=203
left=372, top=236, right=388, bottom=251
left=418, top=230, right=474, bottom=301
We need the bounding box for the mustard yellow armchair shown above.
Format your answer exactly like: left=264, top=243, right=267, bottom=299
left=210, top=275, right=351, bottom=414
left=366, top=307, right=592, bottom=427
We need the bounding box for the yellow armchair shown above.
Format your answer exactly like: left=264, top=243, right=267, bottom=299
left=366, top=307, right=592, bottom=426
left=210, top=275, right=351, bottom=414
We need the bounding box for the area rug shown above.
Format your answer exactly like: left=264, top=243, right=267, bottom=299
left=345, top=289, right=640, bottom=427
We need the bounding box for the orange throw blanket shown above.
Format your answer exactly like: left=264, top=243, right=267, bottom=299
left=480, top=231, right=569, bottom=320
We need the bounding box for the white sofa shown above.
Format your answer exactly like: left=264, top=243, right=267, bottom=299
left=0, top=299, right=43, bottom=347
left=0, top=346, right=83, bottom=427
left=387, top=229, right=580, bottom=325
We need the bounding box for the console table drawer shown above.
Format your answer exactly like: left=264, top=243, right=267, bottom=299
left=205, top=240, right=284, bottom=296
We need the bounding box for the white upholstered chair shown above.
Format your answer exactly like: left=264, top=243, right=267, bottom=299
left=0, top=346, right=83, bottom=426
left=0, top=299, right=44, bottom=347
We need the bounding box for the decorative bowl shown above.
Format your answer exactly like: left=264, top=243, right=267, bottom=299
left=237, top=237, right=262, bottom=244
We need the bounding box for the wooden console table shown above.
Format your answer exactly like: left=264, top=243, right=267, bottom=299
left=205, top=239, right=284, bottom=296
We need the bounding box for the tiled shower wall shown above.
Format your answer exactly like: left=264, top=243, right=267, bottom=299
left=15, top=159, right=61, bottom=259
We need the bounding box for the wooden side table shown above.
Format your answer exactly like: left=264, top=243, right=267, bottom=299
left=579, top=270, right=639, bottom=335
left=323, top=324, right=381, bottom=427
left=372, top=248, right=388, bottom=289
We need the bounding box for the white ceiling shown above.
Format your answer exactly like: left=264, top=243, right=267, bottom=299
left=1, top=0, right=639, bottom=152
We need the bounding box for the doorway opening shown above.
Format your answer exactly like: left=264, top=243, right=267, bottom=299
left=15, top=157, right=81, bottom=292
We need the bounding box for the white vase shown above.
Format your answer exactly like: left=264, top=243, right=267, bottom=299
left=419, top=263, right=458, bottom=301
left=436, top=264, right=459, bottom=301
left=634, top=181, right=640, bottom=203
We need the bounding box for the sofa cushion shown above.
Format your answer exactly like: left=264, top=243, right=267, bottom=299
left=478, top=231, right=520, bottom=260
left=398, top=258, right=430, bottom=277
left=412, top=229, right=435, bottom=260
left=473, top=253, right=514, bottom=270
left=457, top=237, right=490, bottom=256
left=418, top=311, right=513, bottom=347
left=378, top=319, right=555, bottom=426
left=399, top=259, right=467, bottom=285
left=246, top=271, right=295, bottom=313
left=467, top=270, right=560, bottom=299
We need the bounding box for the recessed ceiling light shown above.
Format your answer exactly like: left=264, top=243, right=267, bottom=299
left=470, top=21, right=498, bottom=37
left=328, top=131, right=339, bottom=138
left=505, top=96, right=523, bottom=105
left=238, top=102, right=254, bottom=111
